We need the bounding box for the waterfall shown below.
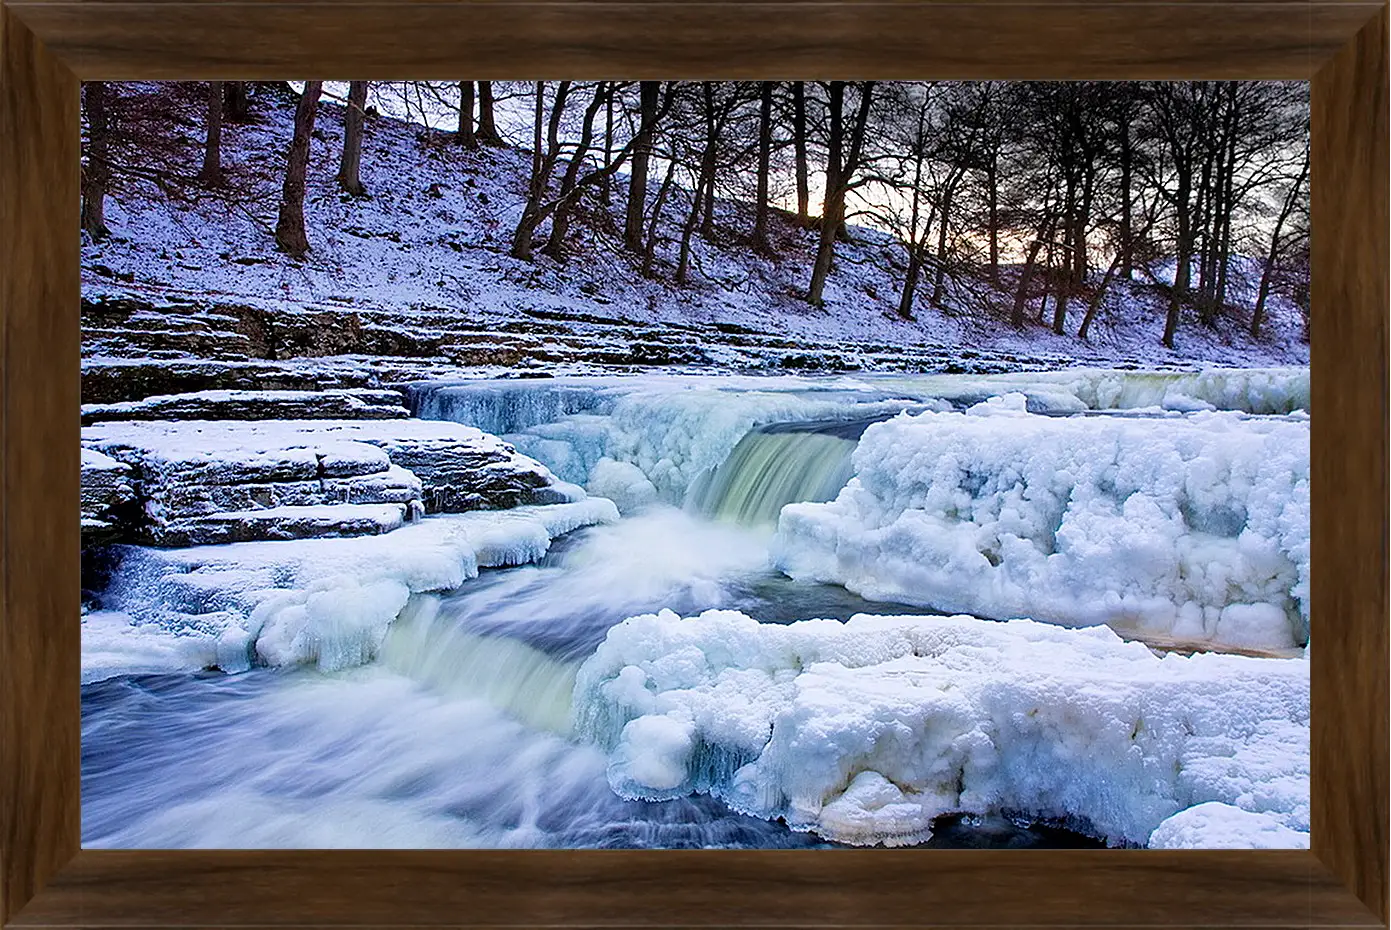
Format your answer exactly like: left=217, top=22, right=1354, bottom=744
left=378, top=595, right=580, bottom=735
left=689, top=420, right=876, bottom=526
left=407, top=380, right=612, bottom=436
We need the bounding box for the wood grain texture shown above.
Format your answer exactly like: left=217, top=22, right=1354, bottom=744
left=0, top=4, right=81, bottom=926
left=0, top=0, right=1387, bottom=927
left=0, top=1, right=1378, bottom=80
left=1310, top=5, right=1391, bottom=925
left=6, top=849, right=1385, bottom=927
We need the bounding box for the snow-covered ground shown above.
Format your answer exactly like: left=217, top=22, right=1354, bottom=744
left=83, top=83, right=1308, bottom=371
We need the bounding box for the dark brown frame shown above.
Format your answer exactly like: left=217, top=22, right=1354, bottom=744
left=1, top=2, right=1386, bottom=926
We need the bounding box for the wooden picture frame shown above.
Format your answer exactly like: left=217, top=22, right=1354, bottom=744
left=1, top=2, right=1386, bottom=926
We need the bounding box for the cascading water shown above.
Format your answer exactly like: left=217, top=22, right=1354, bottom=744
left=82, top=369, right=1311, bottom=850
left=688, top=420, right=873, bottom=526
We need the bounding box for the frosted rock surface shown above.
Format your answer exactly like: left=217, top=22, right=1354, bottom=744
left=82, top=418, right=568, bottom=544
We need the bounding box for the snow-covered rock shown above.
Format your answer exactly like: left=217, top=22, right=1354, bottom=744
left=1148, top=801, right=1310, bottom=849
left=81, top=448, right=138, bottom=543
left=82, top=388, right=409, bottom=424
left=84, top=499, right=620, bottom=680
left=774, top=399, right=1310, bottom=651
left=572, top=609, right=1309, bottom=848
left=82, top=417, right=576, bottom=545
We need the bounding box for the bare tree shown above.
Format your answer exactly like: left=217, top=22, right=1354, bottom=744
left=791, top=82, right=811, bottom=223
left=275, top=81, right=323, bottom=256
left=199, top=81, right=224, bottom=185
left=515, top=81, right=670, bottom=261
left=1251, top=147, right=1309, bottom=337
left=476, top=81, right=503, bottom=145
left=624, top=82, right=661, bottom=251
left=81, top=81, right=112, bottom=240
left=337, top=81, right=369, bottom=197
left=544, top=83, right=613, bottom=260
left=224, top=82, right=251, bottom=122
left=753, top=81, right=774, bottom=253
left=807, top=81, right=876, bottom=306
left=456, top=81, right=477, bottom=149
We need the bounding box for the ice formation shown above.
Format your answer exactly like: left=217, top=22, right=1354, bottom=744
left=774, top=395, right=1310, bottom=650
left=84, top=499, right=618, bottom=680
left=1147, top=802, right=1310, bottom=850
left=572, top=609, right=1309, bottom=848
left=411, top=370, right=1308, bottom=525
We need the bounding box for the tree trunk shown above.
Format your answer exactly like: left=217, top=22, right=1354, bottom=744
left=601, top=90, right=614, bottom=205
left=1252, top=154, right=1308, bottom=337
left=1011, top=224, right=1051, bottom=329
left=1162, top=180, right=1192, bottom=349
left=1078, top=250, right=1123, bottom=341
left=836, top=83, right=875, bottom=242
left=81, top=81, right=111, bottom=240
left=898, top=244, right=924, bottom=320
left=200, top=81, right=224, bottom=185
left=643, top=158, right=679, bottom=276
left=931, top=177, right=956, bottom=307
left=1052, top=277, right=1070, bottom=335
left=1119, top=110, right=1133, bottom=279
left=275, top=81, right=323, bottom=257
left=1075, top=169, right=1094, bottom=289
left=679, top=92, right=720, bottom=285
left=512, top=81, right=556, bottom=261
left=753, top=81, right=773, bottom=253
left=476, top=82, right=503, bottom=145
left=806, top=81, right=845, bottom=306
left=624, top=81, right=659, bottom=251
left=544, top=83, right=606, bottom=261
left=337, top=80, right=369, bottom=197
left=456, top=81, right=477, bottom=149
left=986, top=157, right=999, bottom=285
left=792, top=82, right=810, bottom=222
left=224, top=82, right=250, bottom=122
left=1194, top=143, right=1217, bottom=325
left=1214, top=97, right=1239, bottom=314
left=676, top=175, right=711, bottom=286
left=699, top=83, right=718, bottom=239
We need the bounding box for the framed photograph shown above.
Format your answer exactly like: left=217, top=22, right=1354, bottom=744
left=1, top=2, right=1385, bottom=927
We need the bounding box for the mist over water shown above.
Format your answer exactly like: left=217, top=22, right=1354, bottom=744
left=82, top=668, right=827, bottom=849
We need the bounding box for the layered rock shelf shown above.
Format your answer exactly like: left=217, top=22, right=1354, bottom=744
left=82, top=415, right=575, bottom=546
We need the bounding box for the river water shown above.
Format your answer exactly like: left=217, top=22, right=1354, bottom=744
left=81, top=369, right=1308, bottom=849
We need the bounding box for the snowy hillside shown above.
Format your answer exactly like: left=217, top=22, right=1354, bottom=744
left=83, top=82, right=1308, bottom=371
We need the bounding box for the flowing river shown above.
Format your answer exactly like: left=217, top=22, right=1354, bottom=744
left=82, top=369, right=1311, bottom=849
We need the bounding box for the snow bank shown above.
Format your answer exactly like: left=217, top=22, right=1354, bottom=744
left=1148, top=801, right=1310, bottom=850
left=81, top=609, right=220, bottom=684
left=774, top=397, right=1310, bottom=650
left=898, top=368, right=1310, bottom=416
left=572, top=609, right=1309, bottom=848
left=86, top=499, right=618, bottom=680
